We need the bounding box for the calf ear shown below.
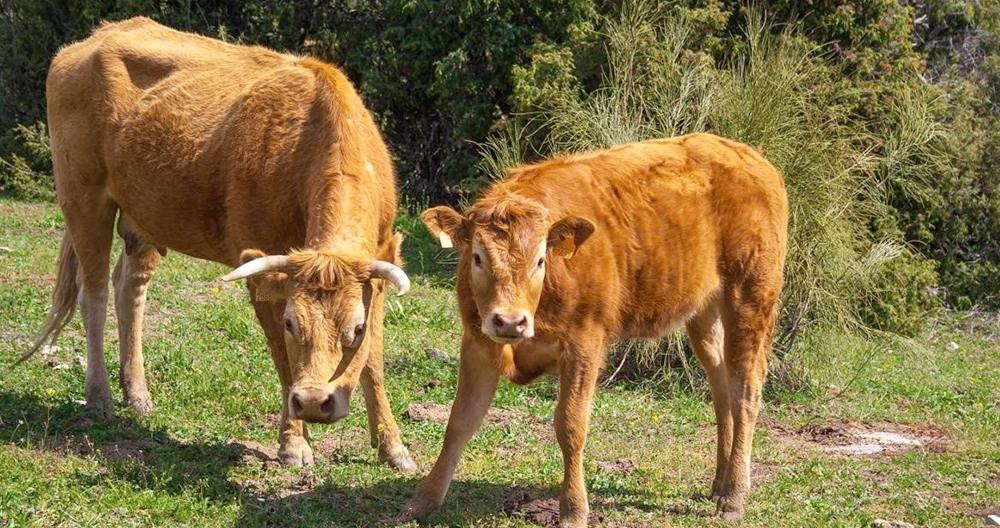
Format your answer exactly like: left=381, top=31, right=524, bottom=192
left=547, top=216, right=595, bottom=259
left=421, top=206, right=467, bottom=249
left=238, top=249, right=289, bottom=302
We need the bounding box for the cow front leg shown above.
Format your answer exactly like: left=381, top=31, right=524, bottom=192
left=359, top=294, right=415, bottom=472
left=555, top=337, right=601, bottom=528
left=250, top=295, right=313, bottom=466
left=401, top=335, right=499, bottom=520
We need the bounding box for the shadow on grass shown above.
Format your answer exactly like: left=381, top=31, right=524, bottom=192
left=0, top=389, right=659, bottom=526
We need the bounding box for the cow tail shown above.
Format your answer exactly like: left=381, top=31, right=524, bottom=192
left=15, top=234, right=79, bottom=366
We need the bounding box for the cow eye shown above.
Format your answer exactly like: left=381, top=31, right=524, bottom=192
left=473, top=253, right=482, bottom=267
left=537, top=257, right=545, bottom=268
left=354, top=324, right=365, bottom=339
left=283, top=318, right=294, bottom=333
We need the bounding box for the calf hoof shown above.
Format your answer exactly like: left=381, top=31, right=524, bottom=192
left=278, top=437, right=315, bottom=467
left=399, top=492, right=442, bottom=521
left=382, top=445, right=418, bottom=474
left=558, top=515, right=588, bottom=528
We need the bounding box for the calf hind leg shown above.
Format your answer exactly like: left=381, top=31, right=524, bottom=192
left=112, top=240, right=162, bottom=415
left=685, top=301, right=732, bottom=501
left=716, top=281, right=780, bottom=521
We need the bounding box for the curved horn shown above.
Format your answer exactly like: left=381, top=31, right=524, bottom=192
left=369, top=260, right=411, bottom=295
left=221, top=255, right=290, bottom=282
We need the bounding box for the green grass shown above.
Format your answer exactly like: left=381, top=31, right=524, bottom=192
left=0, top=199, right=997, bottom=527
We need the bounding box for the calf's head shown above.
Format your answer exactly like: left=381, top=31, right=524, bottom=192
left=220, top=235, right=409, bottom=423
left=422, top=196, right=593, bottom=343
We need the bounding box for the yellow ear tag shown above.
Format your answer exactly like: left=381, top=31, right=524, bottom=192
left=438, top=232, right=454, bottom=249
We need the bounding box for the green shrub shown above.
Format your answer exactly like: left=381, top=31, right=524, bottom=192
left=480, top=3, right=947, bottom=388
left=0, top=122, right=53, bottom=201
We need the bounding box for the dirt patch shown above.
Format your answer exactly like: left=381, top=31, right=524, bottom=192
left=48, top=435, right=96, bottom=457
left=99, top=439, right=161, bottom=462
left=229, top=439, right=279, bottom=467
left=597, top=459, right=637, bottom=476
left=405, top=402, right=529, bottom=427
left=801, top=421, right=948, bottom=457
left=502, top=487, right=604, bottom=527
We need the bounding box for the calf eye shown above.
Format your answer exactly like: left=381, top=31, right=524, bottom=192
left=473, top=253, right=482, bottom=267
left=354, top=324, right=365, bottom=339
left=537, top=257, right=545, bottom=268
left=283, top=318, right=294, bottom=333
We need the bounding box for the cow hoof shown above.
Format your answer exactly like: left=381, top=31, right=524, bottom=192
left=85, top=389, right=116, bottom=419
left=125, top=394, right=154, bottom=416
left=399, top=498, right=434, bottom=521
left=715, top=494, right=746, bottom=522
left=278, top=438, right=314, bottom=467
left=382, top=446, right=418, bottom=474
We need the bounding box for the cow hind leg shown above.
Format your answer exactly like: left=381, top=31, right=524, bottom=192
left=716, top=275, right=781, bottom=521
left=112, top=241, right=161, bottom=415
left=685, top=299, right=732, bottom=501
left=63, top=193, right=118, bottom=418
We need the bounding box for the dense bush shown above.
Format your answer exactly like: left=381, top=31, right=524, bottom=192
left=0, top=0, right=997, bottom=315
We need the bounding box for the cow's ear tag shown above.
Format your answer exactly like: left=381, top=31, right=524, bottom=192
left=438, top=232, right=454, bottom=249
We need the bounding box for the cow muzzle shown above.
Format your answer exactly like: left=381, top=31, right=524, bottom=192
left=288, top=385, right=349, bottom=423
left=483, top=309, right=534, bottom=343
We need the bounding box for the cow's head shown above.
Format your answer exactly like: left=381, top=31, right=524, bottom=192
left=422, top=196, right=594, bottom=343
left=220, top=234, right=409, bottom=423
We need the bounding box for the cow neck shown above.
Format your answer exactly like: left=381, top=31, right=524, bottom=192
left=301, top=172, right=375, bottom=259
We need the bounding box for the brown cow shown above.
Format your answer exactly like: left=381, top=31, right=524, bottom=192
left=24, top=17, right=416, bottom=470
left=406, top=133, right=788, bottom=524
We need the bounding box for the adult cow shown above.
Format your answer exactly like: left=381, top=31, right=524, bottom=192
left=23, top=17, right=416, bottom=470
left=407, top=133, right=788, bottom=524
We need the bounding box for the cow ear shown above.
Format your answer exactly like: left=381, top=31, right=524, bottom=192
left=239, top=249, right=289, bottom=302
left=377, top=232, right=405, bottom=265
left=421, top=206, right=467, bottom=249
left=547, top=216, right=595, bottom=259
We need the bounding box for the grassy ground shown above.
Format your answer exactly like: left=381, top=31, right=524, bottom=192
left=0, top=198, right=997, bottom=527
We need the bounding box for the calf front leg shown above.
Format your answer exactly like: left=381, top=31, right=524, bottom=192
left=401, top=335, right=499, bottom=520
left=251, top=296, right=313, bottom=466
left=555, top=337, right=602, bottom=528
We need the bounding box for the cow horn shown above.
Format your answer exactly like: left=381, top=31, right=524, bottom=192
left=221, top=255, right=291, bottom=282
left=369, top=261, right=411, bottom=295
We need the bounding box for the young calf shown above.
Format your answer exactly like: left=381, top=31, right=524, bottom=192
left=405, top=133, right=788, bottom=525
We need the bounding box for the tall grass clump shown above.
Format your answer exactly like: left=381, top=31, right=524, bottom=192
left=484, top=1, right=948, bottom=392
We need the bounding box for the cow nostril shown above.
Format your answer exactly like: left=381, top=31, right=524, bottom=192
left=291, top=393, right=304, bottom=415
left=321, top=395, right=335, bottom=417
left=492, top=314, right=505, bottom=329
left=515, top=315, right=528, bottom=330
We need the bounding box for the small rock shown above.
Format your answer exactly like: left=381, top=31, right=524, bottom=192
left=424, top=347, right=450, bottom=362
left=986, top=514, right=1000, bottom=526
left=945, top=341, right=959, bottom=351
left=51, top=364, right=70, bottom=371
left=41, top=344, right=60, bottom=356
left=0, top=246, right=11, bottom=254
left=73, top=355, right=87, bottom=368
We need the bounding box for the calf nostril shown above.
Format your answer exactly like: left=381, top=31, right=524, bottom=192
left=515, top=316, right=528, bottom=330
left=291, top=393, right=304, bottom=415
left=492, top=314, right=505, bottom=329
